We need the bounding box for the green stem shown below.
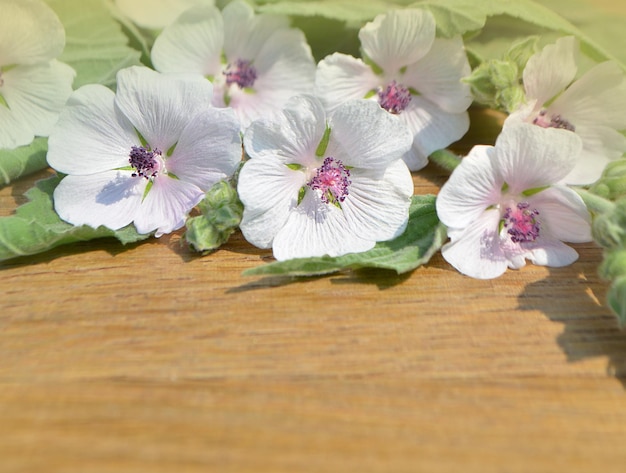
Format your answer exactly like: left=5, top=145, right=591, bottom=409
left=574, top=188, right=615, bottom=215
left=429, top=149, right=462, bottom=173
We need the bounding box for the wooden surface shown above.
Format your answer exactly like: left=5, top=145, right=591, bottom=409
left=3, top=4, right=626, bottom=472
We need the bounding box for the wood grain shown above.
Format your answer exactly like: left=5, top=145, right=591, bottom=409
left=2, top=4, right=626, bottom=472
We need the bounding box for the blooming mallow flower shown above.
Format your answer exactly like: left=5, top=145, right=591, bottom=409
left=0, top=0, right=75, bottom=149
left=151, top=0, right=316, bottom=131
left=237, top=95, right=414, bottom=261
left=436, top=123, right=592, bottom=279
left=47, top=66, right=242, bottom=237
left=506, top=36, right=626, bottom=185
left=114, top=0, right=214, bottom=30
left=315, top=8, right=472, bottom=171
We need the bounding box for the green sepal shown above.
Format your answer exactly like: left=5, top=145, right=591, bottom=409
left=0, top=175, right=150, bottom=262
left=243, top=194, right=446, bottom=277
left=315, top=125, right=331, bottom=157
left=0, top=93, right=8, bottom=109
left=184, top=180, right=244, bottom=254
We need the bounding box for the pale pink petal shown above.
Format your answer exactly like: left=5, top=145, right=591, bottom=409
left=402, top=36, right=472, bottom=114
left=523, top=36, right=578, bottom=106
left=47, top=84, right=138, bottom=175
left=151, top=5, right=223, bottom=76
left=399, top=96, right=470, bottom=170
left=441, top=209, right=509, bottom=279
left=272, top=191, right=374, bottom=260
left=359, top=9, right=436, bottom=73
left=341, top=160, right=413, bottom=242
left=326, top=99, right=413, bottom=170
left=166, top=107, right=242, bottom=189
left=134, top=175, right=204, bottom=236
left=114, top=66, right=214, bottom=152
left=53, top=170, right=144, bottom=230
left=526, top=238, right=579, bottom=267
left=528, top=187, right=591, bottom=243
left=314, top=53, right=381, bottom=113
left=238, top=158, right=308, bottom=249
left=436, top=145, right=502, bottom=230
left=495, top=123, right=582, bottom=193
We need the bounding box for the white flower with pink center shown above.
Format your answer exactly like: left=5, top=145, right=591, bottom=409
left=150, top=0, right=316, bottom=131
left=237, top=95, right=414, bottom=261
left=436, top=123, right=592, bottom=279
left=506, top=36, right=626, bottom=185
left=315, top=8, right=472, bottom=171
left=0, top=0, right=75, bottom=149
left=47, top=66, right=242, bottom=237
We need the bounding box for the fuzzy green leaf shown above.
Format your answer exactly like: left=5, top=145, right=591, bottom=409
left=0, top=138, right=48, bottom=186
left=243, top=194, right=446, bottom=277
left=0, top=175, right=149, bottom=262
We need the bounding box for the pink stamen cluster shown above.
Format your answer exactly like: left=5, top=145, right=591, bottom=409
left=377, top=80, right=412, bottom=114
left=533, top=110, right=575, bottom=132
left=224, top=59, right=258, bottom=89
left=503, top=202, right=540, bottom=243
left=307, top=157, right=351, bottom=205
left=129, top=145, right=162, bottom=179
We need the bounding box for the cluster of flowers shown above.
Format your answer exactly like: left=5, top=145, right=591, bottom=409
left=3, top=0, right=626, bottom=280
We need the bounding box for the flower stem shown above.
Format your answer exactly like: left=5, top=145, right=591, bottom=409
left=574, top=188, right=615, bottom=215
left=429, top=149, right=462, bottom=173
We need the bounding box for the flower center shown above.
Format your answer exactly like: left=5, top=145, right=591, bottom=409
left=502, top=202, right=540, bottom=243
left=307, top=157, right=351, bottom=205
left=223, top=59, right=257, bottom=89
left=377, top=80, right=412, bottom=114
left=532, top=109, right=575, bottom=132
left=129, top=145, right=163, bottom=179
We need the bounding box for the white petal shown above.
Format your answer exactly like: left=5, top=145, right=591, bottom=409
left=272, top=190, right=374, bottom=260
left=53, top=170, right=144, bottom=230
left=134, top=175, right=204, bottom=237
left=528, top=186, right=591, bottom=243
left=238, top=158, right=307, bottom=249
left=0, top=61, right=74, bottom=148
left=243, top=95, right=326, bottom=165
left=341, top=160, right=413, bottom=242
left=222, top=0, right=289, bottom=60
left=0, top=0, right=65, bottom=65
left=441, top=209, right=509, bottom=279
left=399, top=96, right=470, bottom=170
left=47, top=84, right=138, bottom=175
left=563, top=125, right=626, bottom=185
left=359, top=9, right=436, bottom=73
left=402, top=36, right=472, bottom=114
left=550, top=61, right=626, bottom=130
left=166, top=107, right=242, bottom=189
left=495, top=122, right=582, bottom=193
left=526, top=238, right=579, bottom=267
left=228, top=28, right=315, bottom=128
left=151, top=4, right=223, bottom=76
left=436, top=145, right=502, bottom=230
left=114, top=66, right=214, bottom=151
left=326, top=99, right=413, bottom=170
left=315, top=53, right=382, bottom=113
left=523, top=36, right=578, bottom=106
left=115, top=0, right=214, bottom=30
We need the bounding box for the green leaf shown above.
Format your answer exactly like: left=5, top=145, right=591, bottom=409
left=0, top=175, right=149, bottom=262
left=185, top=180, right=244, bottom=254
left=45, top=0, right=142, bottom=88
left=243, top=194, right=446, bottom=277
left=0, top=138, right=48, bottom=186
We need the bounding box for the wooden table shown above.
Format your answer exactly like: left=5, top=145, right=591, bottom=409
left=2, top=4, right=626, bottom=473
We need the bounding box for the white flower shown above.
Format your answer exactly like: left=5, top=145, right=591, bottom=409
left=47, top=66, right=242, bottom=237
left=151, top=0, right=316, bottom=131
left=0, top=0, right=75, bottom=149
left=315, top=8, right=472, bottom=171
left=506, top=36, right=626, bottom=185
left=238, top=95, right=414, bottom=261
left=436, top=123, right=592, bottom=279
left=114, top=0, right=214, bottom=30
